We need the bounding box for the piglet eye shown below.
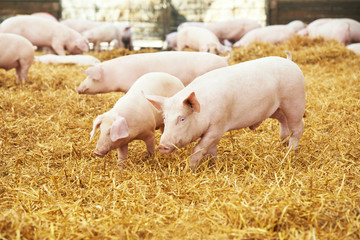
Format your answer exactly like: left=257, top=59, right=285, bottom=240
left=177, top=116, right=185, bottom=124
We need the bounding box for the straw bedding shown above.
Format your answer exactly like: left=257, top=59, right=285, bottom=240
left=0, top=36, right=359, bottom=239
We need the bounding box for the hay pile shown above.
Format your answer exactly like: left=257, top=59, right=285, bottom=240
left=0, top=36, right=359, bottom=239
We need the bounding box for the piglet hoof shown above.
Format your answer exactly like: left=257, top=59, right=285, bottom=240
left=190, top=160, right=200, bottom=171
left=145, top=152, right=155, bottom=159
left=190, top=165, right=197, bottom=172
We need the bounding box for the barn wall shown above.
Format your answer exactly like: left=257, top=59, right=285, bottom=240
left=266, top=0, right=360, bottom=25
left=0, top=0, right=61, bottom=21
left=61, top=0, right=266, bottom=41
left=0, top=0, right=265, bottom=42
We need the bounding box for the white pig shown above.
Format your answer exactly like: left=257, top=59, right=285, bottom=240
left=233, top=20, right=306, bottom=47
left=177, top=26, right=231, bottom=54
left=75, top=51, right=229, bottom=94
left=145, top=55, right=305, bottom=169
left=82, top=23, right=121, bottom=52
left=34, top=54, right=100, bottom=66
left=0, top=33, right=35, bottom=84
left=90, top=72, right=185, bottom=166
left=306, top=19, right=351, bottom=45
left=299, top=18, right=360, bottom=44
left=0, top=15, right=89, bottom=55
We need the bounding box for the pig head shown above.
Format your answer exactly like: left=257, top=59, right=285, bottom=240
left=66, top=36, right=89, bottom=54
left=90, top=113, right=129, bottom=158
left=75, top=66, right=107, bottom=94
left=145, top=92, right=205, bottom=154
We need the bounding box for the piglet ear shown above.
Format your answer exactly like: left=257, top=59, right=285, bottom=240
left=84, top=66, right=103, bottom=81
left=110, top=116, right=129, bottom=142
left=143, top=92, right=167, bottom=112
left=90, top=114, right=104, bottom=140
left=183, top=92, right=200, bottom=113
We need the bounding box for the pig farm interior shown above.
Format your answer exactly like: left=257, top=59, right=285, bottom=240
left=0, top=0, right=360, bottom=239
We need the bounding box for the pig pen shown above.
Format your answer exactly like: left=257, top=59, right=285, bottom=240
left=0, top=36, right=359, bottom=239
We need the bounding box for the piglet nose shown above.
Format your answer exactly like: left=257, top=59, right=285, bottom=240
left=75, top=86, right=88, bottom=94
left=158, top=144, right=172, bottom=153
left=94, top=151, right=104, bottom=158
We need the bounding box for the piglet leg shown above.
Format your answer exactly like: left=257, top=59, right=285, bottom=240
left=144, top=133, right=155, bottom=156
left=117, top=144, right=128, bottom=168
left=190, top=129, right=222, bottom=169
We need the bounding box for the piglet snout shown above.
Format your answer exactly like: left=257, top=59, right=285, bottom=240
left=75, top=86, right=88, bottom=94
left=158, top=144, right=173, bottom=154
left=94, top=151, right=105, bottom=158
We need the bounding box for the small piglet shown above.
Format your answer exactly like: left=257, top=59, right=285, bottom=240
left=0, top=33, right=35, bottom=84
left=90, top=72, right=185, bottom=167
left=1, top=15, right=89, bottom=55
left=82, top=23, right=121, bottom=52
left=146, top=55, right=305, bottom=169
left=299, top=18, right=360, bottom=45
left=75, top=51, right=229, bottom=94
left=233, top=20, right=306, bottom=47
left=307, top=19, right=351, bottom=45
left=177, top=26, right=231, bottom=54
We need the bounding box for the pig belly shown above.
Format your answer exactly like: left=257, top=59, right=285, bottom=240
left=0, top=50, right=20, bottom=69
left=0, top=62, right=19, bottom=70
left=226, top=89, right=280, bottom=131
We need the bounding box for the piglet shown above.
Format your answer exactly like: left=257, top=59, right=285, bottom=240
left=1, top=15, right=89, bottom=55
left=90, top=72, right=184, bottom=167
left=82, top=23, right=121, bottom=52
left=145, top=54, right=305, bottom=169
left=75, top=51, right=229, bottom=94
left=299, top=18, right=357, bottom=45
left=307, top=19, right=351, bottom=45
left=0, top=33, right=35, bottom=84
left=233, top=20, right=305, bottom=47
left=177, top=26, right=231, bottom=54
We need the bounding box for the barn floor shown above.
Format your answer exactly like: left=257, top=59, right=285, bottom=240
left=0, top=36, right=359, bottom=239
